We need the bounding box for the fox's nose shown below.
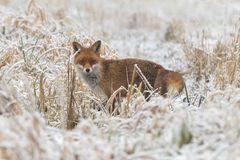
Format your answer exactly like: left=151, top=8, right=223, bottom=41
left=84, top=68, right=91, bottom=73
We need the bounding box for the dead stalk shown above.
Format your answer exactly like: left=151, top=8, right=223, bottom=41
left=66, top=60, right=77, bottom=129
left=126, top=64, right=137, bottom=116
left=39, top=73, right=46, bottom=114
left=135, top=64, right=154, bottom=91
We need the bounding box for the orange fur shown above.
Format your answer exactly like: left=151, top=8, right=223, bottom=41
left=73, top=40, right=184, bottom=101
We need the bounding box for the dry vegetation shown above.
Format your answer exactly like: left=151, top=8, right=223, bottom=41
left=0, top=0, right=240, bottom=159
left=184, top=30, right=240, bottom=89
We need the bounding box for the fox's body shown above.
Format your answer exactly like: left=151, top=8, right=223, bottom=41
left=73, top=40, right=184, bottom=102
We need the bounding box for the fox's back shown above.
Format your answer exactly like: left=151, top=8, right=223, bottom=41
left=99, top=58, right=165, bottom=97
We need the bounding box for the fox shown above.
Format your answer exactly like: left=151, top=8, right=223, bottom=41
left=72, top=40, right=185, bottom=105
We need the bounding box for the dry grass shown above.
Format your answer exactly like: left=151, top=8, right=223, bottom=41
left=0, top=0, right=240, bottom=159
left=184, top=28, right=240, bottom=89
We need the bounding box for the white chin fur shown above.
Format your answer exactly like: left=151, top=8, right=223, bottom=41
left=75, top=63, right=101, bottom=87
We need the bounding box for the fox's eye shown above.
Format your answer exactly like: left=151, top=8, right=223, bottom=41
left=90, top=60, right=97, bottom=64
left=79, top=60, right=84, bottom=65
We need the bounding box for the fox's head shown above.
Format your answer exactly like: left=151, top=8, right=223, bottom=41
left=72, top=40, right=102, bottom=75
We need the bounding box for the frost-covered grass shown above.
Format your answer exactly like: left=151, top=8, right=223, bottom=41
left=0, top=0, right=240, bottom=159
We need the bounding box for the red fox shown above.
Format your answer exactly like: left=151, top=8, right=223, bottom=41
left=72, top=40, right=184, bottom=103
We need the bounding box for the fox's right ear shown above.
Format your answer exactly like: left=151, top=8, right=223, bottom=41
left=91, top=40, right=101, bottom=54
left=72, top=41, right=82, bottom=53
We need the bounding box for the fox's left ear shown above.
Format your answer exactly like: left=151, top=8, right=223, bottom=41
left=91, top=40, right=101, bottom=54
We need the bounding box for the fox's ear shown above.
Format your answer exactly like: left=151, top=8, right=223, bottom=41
left=91, top=40, right=101, bottom=54
left=72, top=41, right=82, bottom=52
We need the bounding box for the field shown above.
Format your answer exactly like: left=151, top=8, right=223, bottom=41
left=0, top=0, right=240, bottom=159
